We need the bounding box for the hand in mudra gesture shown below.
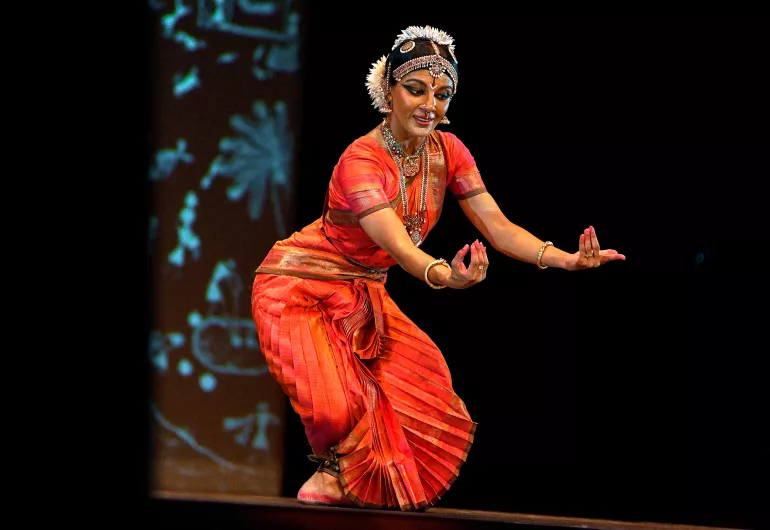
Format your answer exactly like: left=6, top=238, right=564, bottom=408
left=564, top=226, right=625, bottom=271
left=447, top=239, right=489, bottom=288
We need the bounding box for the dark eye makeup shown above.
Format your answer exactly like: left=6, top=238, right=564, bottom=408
left=401, top=83, right=453, bottom=101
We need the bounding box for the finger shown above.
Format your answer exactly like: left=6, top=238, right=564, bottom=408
left=580, top=233, right=589, bottom=264
left=468, top=240, right=481, bottom=279
left=475, top=241, right=486, bottom=279
left=453, top=244, right=469, bottom=273
left=583, top=228, right=597, bottom=265
left=479, top=242, right=489, bottom=278
left=589, top=226, right=601, bottom=266
left=589, top=226, right=600, bottom=252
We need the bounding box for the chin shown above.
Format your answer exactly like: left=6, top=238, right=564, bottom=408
left=409, top=124, right=433, bottom=137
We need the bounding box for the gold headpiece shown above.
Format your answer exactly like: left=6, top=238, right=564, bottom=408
left=366, top=25, right=458, bottom=115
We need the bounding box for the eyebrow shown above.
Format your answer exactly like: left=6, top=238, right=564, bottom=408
left=402, top=78, right=454, bottom=92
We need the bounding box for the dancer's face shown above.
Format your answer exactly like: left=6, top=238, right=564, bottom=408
left=387, top=69, right=454, bottom=141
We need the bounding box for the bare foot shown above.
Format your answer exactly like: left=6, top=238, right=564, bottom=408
left=297, top=471, right=355, bottom=506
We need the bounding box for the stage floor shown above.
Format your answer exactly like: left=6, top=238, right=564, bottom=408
left=149, top=490, right=741, bottom=530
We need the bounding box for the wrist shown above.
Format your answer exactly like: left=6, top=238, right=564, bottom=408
left=432, top=263, right=452, bottom=286
left=536, top=241, right=567, bottom=270
left=425, top=258, right=451, bottom=288
left=542, top=247, right=567, bottom=269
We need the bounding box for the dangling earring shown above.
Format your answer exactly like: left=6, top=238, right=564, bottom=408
left=384, top=98, right=393, bottom=113
left=439, top=115, right=450, bottom=124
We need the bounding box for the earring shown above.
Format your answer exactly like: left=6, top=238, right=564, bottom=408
left=439, top=115, right=450, bottom=124
left=384, top=100, right=392, bottom=113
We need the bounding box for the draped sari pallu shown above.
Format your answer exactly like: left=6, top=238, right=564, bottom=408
left=253, top=258, right=476, bottom=511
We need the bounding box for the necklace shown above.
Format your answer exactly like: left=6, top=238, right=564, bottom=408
left=380, top=120, right=429, bottom=246
left=381, top=120, right=426, bottom=177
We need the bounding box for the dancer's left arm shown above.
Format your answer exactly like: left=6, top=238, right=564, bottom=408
left=458, top=192, right=626, bottom=271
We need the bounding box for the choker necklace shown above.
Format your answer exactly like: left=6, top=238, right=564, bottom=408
left=380, top=120, right=429, bottom=246
left=381, top=120, right=426, bottom=177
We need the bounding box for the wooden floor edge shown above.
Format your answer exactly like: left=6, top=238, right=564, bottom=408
left=150, top=490, right=745, bottom=530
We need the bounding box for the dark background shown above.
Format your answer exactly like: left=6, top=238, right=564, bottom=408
left=130, top=10, right=768, bottom=530
left=280, top=12, right=768, bottom=530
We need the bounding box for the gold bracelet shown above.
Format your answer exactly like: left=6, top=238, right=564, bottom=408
left=424, top=258, right=450, bottom=289
left=536, top=241, right=553, bottom=270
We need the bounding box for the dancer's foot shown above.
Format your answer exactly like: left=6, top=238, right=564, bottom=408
left=297, top=471, right=355, bottom=506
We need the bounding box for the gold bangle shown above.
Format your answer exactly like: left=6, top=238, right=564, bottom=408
left=536, top=241, right=553, bottom=270
left=424, top=258, right=450, bottom=289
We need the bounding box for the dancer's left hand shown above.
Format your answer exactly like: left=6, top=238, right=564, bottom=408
left=564, top=226, right=625, bottom=271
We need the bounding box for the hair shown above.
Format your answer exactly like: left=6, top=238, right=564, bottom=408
left=385, top=39, right=459, bottom=89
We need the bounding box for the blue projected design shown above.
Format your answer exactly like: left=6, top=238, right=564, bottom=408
left=150, top=330, right=186, bottom=374
left=178, top=357, right=194, bottom=376
left=186, top=259, right=266, bottom=375
left=150, top=0, right=299, bottom=494
left=149, top=139, right=194, bottom=181
left=152, top=402, right=239, bottom=469
left=202, top=100, right=293, bottom=236
left=196, top=0, right=300, bottom=79
left=175, top=31, right=207, bottom=51
left=161, top=0, right=193, bottom=36
left=199, top=372, right=218, bottom=391
left=173, top=66, right=201, bottom=97
left=169, top=191, right=201, bottom=267
left=224, top=402, right=281, bottom=450
left=217, top=52, right=239, bottom=64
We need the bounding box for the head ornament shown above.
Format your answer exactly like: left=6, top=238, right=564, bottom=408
left=366, top=25, right=458, bottom=114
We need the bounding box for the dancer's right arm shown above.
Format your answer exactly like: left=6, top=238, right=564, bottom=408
left=359, top=208, right=488, bottom=289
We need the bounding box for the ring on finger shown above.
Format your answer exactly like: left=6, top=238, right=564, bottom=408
left=584, top=250, right=595, bottom=258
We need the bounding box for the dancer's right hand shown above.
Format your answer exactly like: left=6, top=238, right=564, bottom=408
left=445, top=239, right=489, bottom=289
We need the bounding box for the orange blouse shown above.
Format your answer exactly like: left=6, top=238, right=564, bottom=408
left=256, top=130, right=486, bottom=280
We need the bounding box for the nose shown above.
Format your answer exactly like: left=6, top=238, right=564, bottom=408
left=421, top=91, right=437, bottom=111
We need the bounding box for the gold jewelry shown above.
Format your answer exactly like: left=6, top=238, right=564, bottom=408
left=424, top=258, right=450, bottom=289
left=584, top=250, right=595, bottom=258
left=381, top=119, right=426, bottom=177
left=366, top=26, right=458, bottom=115
left=536, top=241, right=553, bottom=270
left=381, top=120, right=430, bottom=246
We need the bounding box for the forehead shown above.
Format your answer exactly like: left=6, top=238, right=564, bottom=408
left=401, top=69, right=454, bottom=90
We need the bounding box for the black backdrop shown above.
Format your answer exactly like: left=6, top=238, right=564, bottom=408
left=278, top=12, right=768, bottom=529
left=125, top=10, right=770, bottom=530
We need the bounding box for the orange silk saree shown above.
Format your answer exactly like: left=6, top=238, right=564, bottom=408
left=252, top=130, right=486, bottom=511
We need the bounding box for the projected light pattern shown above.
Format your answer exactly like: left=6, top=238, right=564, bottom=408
left=173, top=66, right=201, bottom=97
left=224, top=402, right=281, bottom=450
left=217, top=52, right=239, bottom=64
left=175, top=31, right=207, bottom=51
left=149, top=0, right=299, bottom=495
left=168, top=191, right=201, bottom=267
left=150, top=330, right=186, bottom=374
left=149, top=139, right=194, bottom=181
left=202, top=100, right=293, bottom=237
left=153, top=402, right=238, bottom=469
left=185, top=260, right=267, bottom=376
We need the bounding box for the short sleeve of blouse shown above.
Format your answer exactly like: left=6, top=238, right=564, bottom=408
left=329, top=139, right=392, bottom=219
left=442, top=132, right=487, bottom=200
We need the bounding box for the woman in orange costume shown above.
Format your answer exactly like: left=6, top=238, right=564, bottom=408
left=252, top=25, right=626, bottom=511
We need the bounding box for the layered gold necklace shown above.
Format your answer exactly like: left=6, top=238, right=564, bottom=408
left=381, top=120, right=429, bottom=247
